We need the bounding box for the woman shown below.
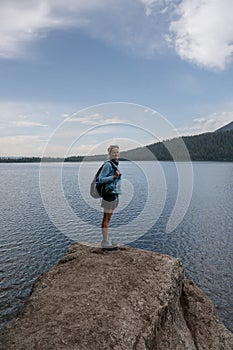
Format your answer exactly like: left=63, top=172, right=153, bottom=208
left=99, top=145, right=121, bottom=248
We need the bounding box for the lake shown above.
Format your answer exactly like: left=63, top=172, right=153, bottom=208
left=0, top=161, right=232, bottom=332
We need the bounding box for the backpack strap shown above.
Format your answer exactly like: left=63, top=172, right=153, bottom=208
left=96, top=160, right=118, bottom=180
left=107, top=160, right=118, bottom=172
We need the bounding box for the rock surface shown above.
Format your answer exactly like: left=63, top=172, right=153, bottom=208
left=0, top=243, right=232, bottom=350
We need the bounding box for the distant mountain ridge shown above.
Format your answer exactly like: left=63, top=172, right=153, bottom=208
left=215, top=121, right=233, bottom=133
left=119, top=120, right=233, bottom=162
left=1, top=121, right=233, bottom=162
left=119, top=128, right=233, bottom=162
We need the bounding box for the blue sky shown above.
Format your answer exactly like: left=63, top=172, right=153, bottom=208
left=1, top=0, right=233, bottom=157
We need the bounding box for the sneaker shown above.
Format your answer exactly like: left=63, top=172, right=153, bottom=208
left=101, top=239, right=118, bottom=249
left=110, top=239, right=118, bottom=246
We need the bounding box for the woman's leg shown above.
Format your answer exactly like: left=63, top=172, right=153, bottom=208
left=101, top=210, right=113, bottom=241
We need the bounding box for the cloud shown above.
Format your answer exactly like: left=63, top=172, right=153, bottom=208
left=0, top=0, right=107, bottom=58
left=169, top=0, right=233, bottom=70
left=0, top=0, right=172, bottom=60
left=68, top=113, right=129, bottom=126
left=68, top=113, right=103, bottom=125
left=0, top=135, right=45, bottom=156
left=140, top=0, right=169, bottom=16
left=178, top=110, right=233, bottom=135
left=0, top=100, right=80, bottom=158
left=1, top=1, right=233, bottom=70
left=9, top=121, right=47, bottom=127
left=0, top=1, right=57, bottom=58
left=0, top=100, right=75, bottom=127
left=140, top=0, right=157, bottom=16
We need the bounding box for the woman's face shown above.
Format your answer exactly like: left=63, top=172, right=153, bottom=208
left=110, top=147, right=120, bottom=160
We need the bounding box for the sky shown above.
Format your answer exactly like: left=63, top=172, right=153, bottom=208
left=1, top=0, right=233, bottom=157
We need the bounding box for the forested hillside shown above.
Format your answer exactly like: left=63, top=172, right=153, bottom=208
left=1, top=129, right=233, bottom=162
left=120, top=130, right=233, bottom=161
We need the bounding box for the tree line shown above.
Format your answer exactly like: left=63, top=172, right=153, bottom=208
left=1, top=130, right=233, bottom=162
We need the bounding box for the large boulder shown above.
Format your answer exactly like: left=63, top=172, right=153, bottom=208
left=0, top=243, right=232, bottom=349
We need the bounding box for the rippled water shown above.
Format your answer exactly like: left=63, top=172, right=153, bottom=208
left=0, top=161, right=232, bottom=332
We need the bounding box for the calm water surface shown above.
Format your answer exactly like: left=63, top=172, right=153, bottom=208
left=0, top=161, right=232, bottom=332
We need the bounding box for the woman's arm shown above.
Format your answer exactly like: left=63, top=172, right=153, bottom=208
left=99, top=162, right=114, bottom=183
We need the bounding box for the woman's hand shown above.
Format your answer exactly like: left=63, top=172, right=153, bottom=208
left=113, top=170, right=121, bottom=179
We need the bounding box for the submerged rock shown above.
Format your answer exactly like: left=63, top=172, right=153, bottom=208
left=0, top=243, right=232, bottom=349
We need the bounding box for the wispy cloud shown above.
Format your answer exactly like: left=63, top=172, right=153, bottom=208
left=178, top=110, right=233, bottom=135
left=0, top=135, right=45, bottom=157
left=68, top=113, right=129, bottom=126
left=140, top=0, right=170, bottom=17
left=0, top=100, right=75, bottom=127
left=9, top=120, right=47, bottom=127
left=0, top=100, right=78, bottom=157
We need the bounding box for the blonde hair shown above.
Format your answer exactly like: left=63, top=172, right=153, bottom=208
left=107, top=145, right=119, bottom=157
